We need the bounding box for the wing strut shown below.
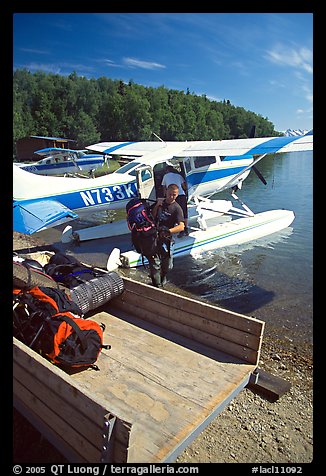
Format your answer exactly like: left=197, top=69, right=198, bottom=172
left=202, top=153, right=268, bottom=196
left=248, top=125, right=267, bottom=185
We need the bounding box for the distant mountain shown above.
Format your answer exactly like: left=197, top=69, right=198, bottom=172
left=283, top=129, right=309, bottom=137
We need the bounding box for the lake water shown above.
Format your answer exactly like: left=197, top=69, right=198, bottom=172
left=35, top=151, right=313, bottom=350
left=169, top=151, right=313, bottom=347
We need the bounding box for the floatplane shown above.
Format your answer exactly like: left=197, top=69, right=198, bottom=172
left=13, top=131, right=313, bottom=268
left=14, top=147, right=106, bottom=177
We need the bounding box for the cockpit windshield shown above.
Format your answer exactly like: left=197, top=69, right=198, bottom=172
left=115, top=161, right=141, bottom=176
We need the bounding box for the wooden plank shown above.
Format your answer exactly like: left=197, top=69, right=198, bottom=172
left=13, top=338, right=132, bottom=457
left=112, top=299, right=260, bottom=364
left=15, top=380, right=129, bottom=464
left=247, top=368, right=292, bottom=402
left=106, top=306, right=245, bottom=362
left=73, top=353, right=253, bottom=462
left=121, top=277, right=264, bottom=336
left=13, top=378, right=98, bottom=462
left=114, top=289, right=262, bottom=350
left=91, top=310, right=255, bottom=401
left=13, top=339, right=110, bottom=428
left=14, top=361, right=104, bottom=450
left=113, top=426, right=132, bottom=463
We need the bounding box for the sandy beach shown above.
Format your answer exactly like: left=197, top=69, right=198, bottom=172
left=13, top=231, right=313, bottom=464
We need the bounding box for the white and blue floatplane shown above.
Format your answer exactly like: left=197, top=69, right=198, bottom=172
left=15, top=147, right=106, bottom=177
left=13, top=131, right=312, bottom=265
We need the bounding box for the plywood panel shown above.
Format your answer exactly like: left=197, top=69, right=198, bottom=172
left=71, top=309, right=255, bottom=462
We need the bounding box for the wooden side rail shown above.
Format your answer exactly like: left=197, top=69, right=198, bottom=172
left=13, top=338, right=132, bottom=463
left=111, top=277, right=265, bottom=366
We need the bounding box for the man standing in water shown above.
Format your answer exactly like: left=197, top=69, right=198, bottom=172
left=161, top=164, right=189, bottom=236
left=149, top=184, right=185, bottom=287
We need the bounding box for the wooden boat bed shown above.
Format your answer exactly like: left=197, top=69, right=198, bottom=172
left=13, top=272, right=265, bottom=463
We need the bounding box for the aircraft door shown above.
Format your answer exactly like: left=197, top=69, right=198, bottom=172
left=181, top=158, right=194, bottom=197
left=136, top=165, right=156, bottom=201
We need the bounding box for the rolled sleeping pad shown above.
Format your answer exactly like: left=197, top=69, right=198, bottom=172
left=70, top=271, right=124, bottom=314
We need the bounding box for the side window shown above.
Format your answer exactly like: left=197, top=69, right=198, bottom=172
left=194, top=156, right=216, bottom=168
left=141, top=168, right=152, bottom=181
left=115, top=161, right=141, bottom=175
left=184, top=158, right=192, bottom=173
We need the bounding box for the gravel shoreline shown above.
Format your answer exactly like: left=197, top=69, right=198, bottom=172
left=13, top=232, right=313, bottom=464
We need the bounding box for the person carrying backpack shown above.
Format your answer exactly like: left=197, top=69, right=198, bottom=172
left=161, top=164, right=189, bottom=237
left=126, top=197, right=159, bottom=265
left=149, top=183, right=185, bottom=288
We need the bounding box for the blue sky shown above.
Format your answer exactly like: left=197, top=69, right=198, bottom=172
left=13, top=12, right=313, bottom=132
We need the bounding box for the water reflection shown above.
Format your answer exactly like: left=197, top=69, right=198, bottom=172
left=170, top=252, right=275, bottom=314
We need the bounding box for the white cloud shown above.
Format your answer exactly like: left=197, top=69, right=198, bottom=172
left=206, top=94, right=222, bottom=102
left=103, top=59, right=121, bottom=68
left=265, top=44, right=313, bottom=74
left=20, top=48, right=49, bottom=55
left=123, top=57, right=166, bottom=70
left=23, top=62, right=62, bottom=74
left=301, top=84, right=313, bottom=104
left=19, top=61, right=95, bottom=76
left=269, top=79, right=286, bottom=88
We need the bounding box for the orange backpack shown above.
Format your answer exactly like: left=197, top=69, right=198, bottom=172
left=13, top=286, right=110, bottom=369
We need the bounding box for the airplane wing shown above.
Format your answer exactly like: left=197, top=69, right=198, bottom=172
left=86, top=141, right=179, bottom=157
left=34, top=147, right=79, bottom=156
left=179, top=132, right=313, bottom=156
left=13, top=199, right=78, bottom=235
left=86, top=132, right=313, bottom=159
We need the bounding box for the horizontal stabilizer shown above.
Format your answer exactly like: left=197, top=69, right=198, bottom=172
left=13, top=199, right=78, bottom=235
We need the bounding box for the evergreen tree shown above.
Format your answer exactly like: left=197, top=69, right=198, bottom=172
left=13, top=69, right=281, bottom=158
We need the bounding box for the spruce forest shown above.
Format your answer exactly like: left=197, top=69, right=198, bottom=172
left=13, top=69, right=282, bottom=156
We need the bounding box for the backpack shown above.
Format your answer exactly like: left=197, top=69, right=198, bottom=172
left=13, top=286, right=110, bottom=370
left=126, top=198, right=159, bottom=259
left=44, top=252, right=99, bottom=288
left=13, top=258, right=60, bottom=290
